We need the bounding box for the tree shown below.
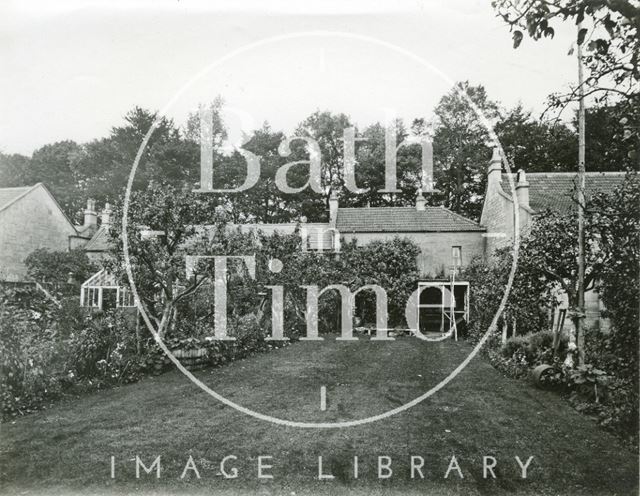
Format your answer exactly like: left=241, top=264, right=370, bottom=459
left=463, top=246, right=551, bottom=343
left=581, top=102, right=640, bottom=170
left=432, top=81, right=500, bottom=220
left=493, top=0, right=640, bottom=160
left=349, top=120, right=425, bottom=208
left=218, top=123, right=295, bottom=223
left=0, top=152, right=30, bottom=188
left=517, top=210, right=599, bottom=364
left=590, top=173, right=640, bottom=370
left=514, top=174, right=640, bottom=363
left=495, top=104, right=578, bottom=172
left=105, top=182, right=222, bottom=338
left=27, top=141, right=84, bottom=219
left=74, top=107, right=201, bottom=213
left=292, top=111, right=353, bottom=220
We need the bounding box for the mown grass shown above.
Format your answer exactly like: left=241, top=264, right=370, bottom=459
left=0, top=337, right=637, bottom=495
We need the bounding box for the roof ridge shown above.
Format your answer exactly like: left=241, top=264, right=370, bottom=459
left=441, top=207, right=482, bottom=226
left=338, top=206, right=414, bottom=210
left=0, top=185, right=35, bottom=191
left=502, top=171, right=628, bottom=177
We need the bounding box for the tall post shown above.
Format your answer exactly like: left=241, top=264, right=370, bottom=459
left=576, top=23, right=586, bottom=365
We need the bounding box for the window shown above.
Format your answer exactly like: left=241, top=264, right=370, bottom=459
left=452, top=246, right=462, bottom=267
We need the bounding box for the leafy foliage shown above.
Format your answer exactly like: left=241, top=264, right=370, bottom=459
left=493, top=0, right=639, bottom=163
left=462, top=245, right=550, bottom=344
left=432, top=81, right=499, bottom=220
left=25, top=248, right=96, bottom=286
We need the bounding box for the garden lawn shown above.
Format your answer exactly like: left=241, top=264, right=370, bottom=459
left=0, top=338, right=637, bottom=496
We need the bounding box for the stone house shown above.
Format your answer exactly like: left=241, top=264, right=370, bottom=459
left=480, top=147, right=627, bottom=330
left=0, top=183, right=101, bottom=281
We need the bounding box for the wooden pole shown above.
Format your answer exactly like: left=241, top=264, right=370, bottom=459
left=576, top=23, right=587, bottom=365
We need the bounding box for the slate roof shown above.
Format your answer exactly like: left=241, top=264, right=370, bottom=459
left=336, top=206, right=485, bottom=233
left=500, top=172, right=627, bottom=213
left=84, top=226, right=110, bottom=251
left=0, top=185, right=37, bottom=213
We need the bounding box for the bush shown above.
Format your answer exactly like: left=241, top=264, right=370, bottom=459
left=0, top=287, right=68, bottom=418
left=25, top=248, right=96, bottom=286
left=501, top=330, right=566, bottom=365
left=147, top=313, right=284, bottom=373
left=462, top=250, right=550, bottom=344
left=580, top=328, right=639, bottom=444
left=0, top=286, right=142, bottom=419
left=488, top=330, right=569, bottom=381
left=67, top=310, right=142, bottom=386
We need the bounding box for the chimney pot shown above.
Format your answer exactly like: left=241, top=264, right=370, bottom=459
left=515, top=169, right=530, bottom=208
left=329, top=190, right=339, bottom=225
left=101, top=202, right=113, bottom=228
left=416, top=190, right=426, bottom=211
left=83, top=198, right=98, bottom=232
left=487, top=147, right=502, bottom=191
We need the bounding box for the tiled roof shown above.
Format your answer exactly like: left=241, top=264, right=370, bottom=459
left=0, top=185, right=37, bottom=212
left=500, top=172, right=627, bottom=213
left=336, top=206, right=485, bottom=232
left=84, top=226, right=111, bottom=251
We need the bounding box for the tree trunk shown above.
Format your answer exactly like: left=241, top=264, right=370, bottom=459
left=564, top=291, right=579, bottom=367
left=576, top=22, right=587, bottom=366
left=135, top=308, right=142, bottom=355
left=157, top=304, right=174, bottom=339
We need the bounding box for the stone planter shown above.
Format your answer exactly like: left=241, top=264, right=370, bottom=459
left=171, top=347, right=209, bottom=371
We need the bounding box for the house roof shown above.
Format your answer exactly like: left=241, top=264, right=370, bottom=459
left=0, top=183, right=79, bottom=234
left=336, top=206, right=485, bottom=233
left=500, top=172, right=627, bottom=213
left=0, top=185, right=39, bottom=213
left=84, top=226, right=110, bottom=251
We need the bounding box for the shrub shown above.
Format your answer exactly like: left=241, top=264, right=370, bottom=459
left=501, top=330, right=567, bottom=365
left=501, top=334, right=530, bottom=359
left=0, top=288, right=67, bottom=418
left=66, top=310, right=142, bottom=386
left=147, top=313, right=283, bottom=373
left=0, top=286, right=142, bottom=419
left=581, top=328, right=639, bottom=444
left=462, top=250, right=550, bottom=344
left=489, top=330, right=569, bottom=381
left=25, top=248, right=96, bottom=286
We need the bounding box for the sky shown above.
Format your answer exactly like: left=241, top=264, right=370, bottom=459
left=0, top=0, right=581, bottom=156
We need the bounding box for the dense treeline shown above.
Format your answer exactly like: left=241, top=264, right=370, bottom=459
left=0, top=83, right=636, bottom=223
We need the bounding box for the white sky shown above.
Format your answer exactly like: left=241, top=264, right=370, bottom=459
left=0, top=0, right=580, bottom=155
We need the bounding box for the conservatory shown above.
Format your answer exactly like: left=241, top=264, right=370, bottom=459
left=80, top=269, right=136, bottom=310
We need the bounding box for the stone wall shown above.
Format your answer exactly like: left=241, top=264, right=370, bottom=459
left=0, top=186, right=77, bottom=281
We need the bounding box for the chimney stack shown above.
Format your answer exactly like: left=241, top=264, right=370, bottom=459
left=487, top=147, right=502, bottom=191
left=83, top=199, right=97, bottom=231
left=329, top=190, right=339, bottom=225
left=415, top=190, right=426, bottom=211
left=515, top=169, right=530, bottom=208
left=101, top=202, right=112, bottom=229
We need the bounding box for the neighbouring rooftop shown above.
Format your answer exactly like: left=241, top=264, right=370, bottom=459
left=500, top=171, right=628, bottom=213
left=336, top=206, right=485, bottom=233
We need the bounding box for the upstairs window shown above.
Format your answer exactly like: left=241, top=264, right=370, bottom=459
left=452, top=246, right=462, bottom=267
